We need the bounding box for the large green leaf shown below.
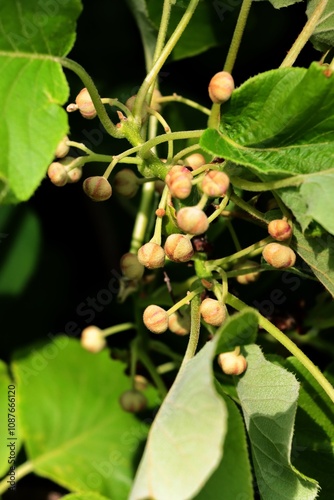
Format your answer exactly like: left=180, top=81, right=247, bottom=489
left=291, top=224, right=334, bottom=298
left=0, top=207, right=41, bottom=295
left=307, top=0, right=334, bottom=51
left=200, top=63, right=334, bottom=233
left=237, top=345, right=319, bottom=500
left=129, top=331, right=228, bottom=500
left=0, top=0, right=82, bottom=203
left=62, top=494, right=110, bottom=500
left=11, top=337, right=159, bottom=499
left=255, top=0, right=302, bottom=6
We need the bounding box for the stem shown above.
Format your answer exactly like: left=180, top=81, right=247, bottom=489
left=229, top=191, right=267, bottom=223
left=207, top=195, right=230, bottom=223
left=224, top=0, right=253, bottom=74
left=167, top=287, right=203, bottom=316
left=157, top=94, right=211, bottom=115
left=280, top=0, right=328, bottom=68
left=133, top=0, right=201, bottom=117
left=151, top=185, right=169, bottom=245
left=139, top=129, right=204, bottom=160
left=102, top=322, right=136, bottom=337
left=0, top=460, right=34, bottom=494
left=130, top=181, right=156, bottom=253
left=226, top=292, right=334, bottom=404
left=152, top=0, right=173, bottom=66
left=180, top=293, right=201, bottom=368
left=137, top=348, right=168, bottom=398
left=226, top=220, right=242, bottom=251
left=208, top=236, right=272, bottom=269
left=230, top=174, right=304, bottom=192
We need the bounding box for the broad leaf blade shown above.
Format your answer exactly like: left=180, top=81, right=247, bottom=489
left=291, top=225, right=334, bottom=298
left=307, top=0, right=334, bottom=51
left=237, top=345, right=319, bottom=500
left=0, top=0, right=82, bottom=203
left=12, top=337, right=159, bottom=499
left=62, top=494, right=110, bottom=500
left=130, top=337, right=228, bottom=500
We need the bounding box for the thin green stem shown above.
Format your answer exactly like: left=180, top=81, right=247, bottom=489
left=207, top=195, right=230, bottom=223
left=0, top=461, right=34, bottom=494
left=158, top=94, right=211, bottom=115
left=102, top=322, right=136, bottom=337
left=226, top=220, right=242, bottom=251
left=152, top=0, right=173, bottom=65
left=230, top=175, right=304, bottom=192
left=167, top=287, right=203, bottom=316
left=140, top=129, right=204, bottom=159
left=179, top=294, right=201, bottom=369
left=151, top=185, right=169, bottom=245
left=208, top=236, right=272, bottom=269
left=172, top=143, right=203, bottom=163
left=224, top=0, right=253, bottom=74
left=226, top=292, right=334, bottom=404
left=130, top=181, right=156, bottom=253
left=133, top=0, right=201, bottom=117
left=280, top=0, right=328, bottom=68
left=229, top=191, right=267, bottom=223
left=137, top=348, right=168, bottom=398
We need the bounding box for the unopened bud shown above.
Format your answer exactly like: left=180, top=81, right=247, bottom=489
left=201, top=170, right=230, bottom=197
left=267, top=219, right=292, bottom=241
left=185, top=153, right=206, bottom=170
left=83, top=176, right=112, bottom=201
left=165, top=165, right=193, bottom=199
left=119, top=390, right=147, bottom=413
left=234, top=260, right=260, bottom=285
left=208, top=71, right=235, bottom=104
left=120, top=252, right=144, bottom=280
left=113, top=169, right=139, bottom=198
left=138, top=242, right=165, bottom=269
left=164, top=234, right=194, bottom=262
left=81, top=326, right=106, bottom=353
left=143, top=305, right=169, bottom=333
left=200, top=298, right=227, bottom=326
left=218, top=351, right=247, bottom=376
left=176, top=207, right=209, bottom=235
left=75, top=88, right=97, bottom=119
left=262, top=243, right=296, bottom=269
left=47, top=162, right=68, bottom=187
left=55, top=135, right=70, bottom=158
left=168, top=311, right=191, bottom=335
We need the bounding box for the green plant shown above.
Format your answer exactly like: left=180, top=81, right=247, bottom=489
left=1, top=1, right=334, bottom=499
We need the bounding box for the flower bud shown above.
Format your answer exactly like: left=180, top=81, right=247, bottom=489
left=143, top=305, right=169, bottom=333
left=138, top=242, right=165, bottom=269
left=200, top=298, right=227, bottom=326
left=113, top=169, right=139, bottom=198
left=125, top=95, right=148, bottom=122
left=66, top=167, right=82, bottom=183
left=47, top=162, right=68, bottom=187
left=234, top=260, right=260, bottom=285
left=201, top=170, right=230, bottom=197
left=165, top=165, right=193, bottom=199
left=218, top=352, right=247, bottom=376
left=208, top=71, right=235, bottom=104
left=134, top=375, right=148, bottom=391
left=81, top=326, right=106, bottom=353
left=262, top=243, right=296, bottom=269
left=164, top=234, right=194, bottom=262
left=267, top=219, right=292, bottom=241
left=55, top=135, right=70, bottom=158
left=83, top=176, right=112, bottom=201
left=120, top=252, right=144, bottom=280
left=75, top=88, right=97, bottom=119
left=185, top=153, right=206, bottom=170
left=119, top=389, right=147, bottom=413
left=176, top=207, right=209, bottom=235
left=168, top=311, right=191, bottom=335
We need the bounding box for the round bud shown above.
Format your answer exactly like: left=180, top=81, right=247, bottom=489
left=200, top=298, right=227, bottom=326
left=262, top=243, right=296, bottom=269
left=234, top=260, right=260, bottom=285
left=165, top=165, right=193, bottom=199
left=55, top=135, right=70, bottom=158
left=143, top=305, right=169, bottom=333
left=83, top=176, right=112, bottom=201
left=208, top=71, right=235, bottom=104
left=164, top=234, right=194, bottom=263
left=138, top=242, right=165, bottom=269
left=81, top=326, right=107, bottom=353
left=176, top=207, right=209, bottom=235
left=75, top=88, right=97, bottom=119
left=120, top=252, right=144, bottom=280
left=268, top=219, right=292, bottom=241
left=125, top=95, right=148, bottom=122
left=201, top=170, right=230, bottom=197
left=134, top=375, right=148, bottom=391
left=119, top=389, right=147, bottom=413
left=66, top=167, right=82, bottom=183
left=47, top=162, right=68, bottom=187
left=113, top=169, right=139, bottom=198
left=185, top=153, right=206, bottom=170
left=218, top=352, right=247, bottom=376
left=168, top=311, right=191, bottom=336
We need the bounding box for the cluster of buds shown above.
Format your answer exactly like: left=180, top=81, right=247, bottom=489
left=217, top=348, right=247, bottom=376
left=67, top=88, right=97, bottom=119
left=48, top=154, right=82, bottom=187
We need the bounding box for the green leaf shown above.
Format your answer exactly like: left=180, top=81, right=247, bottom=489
left=0, top=360, right=22, bottom=479
left=215, top=308, right=258, bottom=352
left=12, top=337, right=159, bottom=499
left=0, top=0, right=82, bottom=203
left=237, top=345, right=319, bottom=500
left=307, top=0, right=334, bottom=52
left=62, top=494, right=110, bottom=500
left=291, top=224, right=334, bottom=298
left=129, top=335, right=228, bottom=500
left=194, top=393, right=253, bottom=500
left=200, top=63, right=334, bottom=232
left=145, top=0, right=234, bottom=61
left=254, top=0, right=303, bottom=7
left=0, top=207, right=41, bottom=295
